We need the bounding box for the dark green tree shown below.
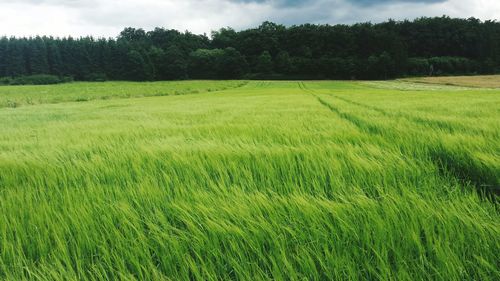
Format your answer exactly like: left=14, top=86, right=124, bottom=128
left=123, top=50, right=151, bottom=81
left=27, top=37, right=49, bottom=75
left=217, top=47, right=248, bottom=79
left=5, top=39, right=27, bottom=77
left=188, top=48, right=223, bottom=79
left=274, top=51, right=292, bottom=74
left=162, top=46, right=188, bottom=80
left=256, top=51, right=273, bottom=74
left=46, top=40, right=63, bottom=75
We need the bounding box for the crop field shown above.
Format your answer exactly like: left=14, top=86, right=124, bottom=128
left=0, top=79, right=499, bottom=280
left=402, top=75, right=500, bottom=88
left=0, top=81, right=246, bottom=108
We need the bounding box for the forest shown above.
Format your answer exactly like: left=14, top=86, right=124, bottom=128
left=0, top=16, right=499, bottom=82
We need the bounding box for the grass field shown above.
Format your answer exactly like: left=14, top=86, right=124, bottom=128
left=0, top=80, right=247, bottom=108
left=402, top=75, right=500, bottom=88
left=0, top=79, right=499, bottom=280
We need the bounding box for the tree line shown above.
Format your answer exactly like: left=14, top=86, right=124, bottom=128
left=0, top=16, right=499, bottom=82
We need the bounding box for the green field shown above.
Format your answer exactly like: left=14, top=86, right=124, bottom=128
left=0, top=79, right=499, bottom=280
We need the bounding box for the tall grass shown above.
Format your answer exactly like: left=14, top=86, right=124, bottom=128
left=402, top=74, right=500, bottom=88
left=0, top=80, right=498, bottom=280
left=0, top=80, right=247, bottom=108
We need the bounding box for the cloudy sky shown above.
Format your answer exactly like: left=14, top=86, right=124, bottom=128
left=0, top=0, right=498, bottom=38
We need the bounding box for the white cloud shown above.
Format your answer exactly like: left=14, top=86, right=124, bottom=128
left=0, top=0, right=498, bottom=38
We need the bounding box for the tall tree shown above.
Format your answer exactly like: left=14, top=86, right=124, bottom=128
left=5, top=39, right=27, bottom=77
left=256, top=51, right=273, bottom=74
left=26, top=37, right=49, bottom=75
left=162, top=46, right=188, bottom=80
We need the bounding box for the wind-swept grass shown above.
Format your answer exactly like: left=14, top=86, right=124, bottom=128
left=0, top=80, right=247, bottom=108
left=0, top=80, right=498, bottom=280
left=401, top=75, right=500, bottom=88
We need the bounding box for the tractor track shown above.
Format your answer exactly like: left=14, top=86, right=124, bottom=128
left=297, top=81, right=499, bottom=200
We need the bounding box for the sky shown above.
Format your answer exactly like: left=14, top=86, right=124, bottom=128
left=0, top=0, right=498, bottom=38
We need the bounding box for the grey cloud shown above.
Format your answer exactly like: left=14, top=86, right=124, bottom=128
left=227, top=0, right=447, bottom=25
left=0, top=0, right=95, bottom=7
left=230, top=0, right=446, bottom=7
left=349, top=0, right=445, bottom=5
left=0, top=0, right=498, bottom=38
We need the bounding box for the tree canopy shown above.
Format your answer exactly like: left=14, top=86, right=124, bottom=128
left=0, top=16, right=499, bottom=81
